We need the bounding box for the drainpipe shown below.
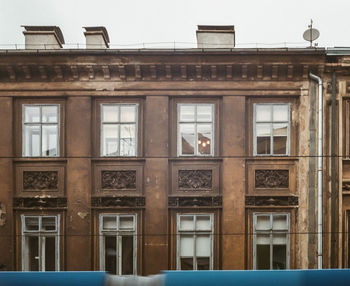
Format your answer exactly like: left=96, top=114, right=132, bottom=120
left=309, top=72, right=323, bottom=269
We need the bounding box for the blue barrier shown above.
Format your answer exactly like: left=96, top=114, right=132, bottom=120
left=164, top=269, right=350, bottom=286
left=1, top=269, right=350, bottom=286
left=0, top=271, right=106, bottom=286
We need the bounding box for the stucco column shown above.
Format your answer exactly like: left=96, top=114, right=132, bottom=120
left=65, top=96, right=91, bottom=270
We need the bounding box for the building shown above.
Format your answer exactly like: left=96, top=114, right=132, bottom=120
left=0, top=25, right=346, bottom=273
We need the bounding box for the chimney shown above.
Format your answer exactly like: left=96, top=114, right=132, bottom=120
left=83, top=26, right=110, bottom=49
left=22, top=26, right=64, bottom=49
left=196, top=25, right=235, bottom=49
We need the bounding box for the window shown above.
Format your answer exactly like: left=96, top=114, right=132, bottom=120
left=23, top=105, right=59, bottom=157
left=21, top=215, right=60, bottom=271
left=253, top=213, right=290, bottom=270
left=254, top=104, right=290, bottom=155
left=177, top=214, right=213, bottom=270
left=178, top=104, right=214, bottom=156
left=101, top=104, right=138, bottom=156
left=99, top=214, right=137, bottom=275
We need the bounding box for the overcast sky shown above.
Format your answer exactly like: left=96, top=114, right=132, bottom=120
left=1, top=0, right=349, bottom=49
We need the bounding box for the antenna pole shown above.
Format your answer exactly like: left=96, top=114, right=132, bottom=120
left=309, top=19, right=313, bottom=47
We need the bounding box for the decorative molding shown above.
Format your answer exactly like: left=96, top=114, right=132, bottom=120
left=23, top=171, right=58, bottom=190
left=101, top=170, right=137, bottom=190
left=0, top=63, right=321, bottom=82
left=343, top=182, right=350, bottom=191
left=255, top=169, right=289, bottom=188
left=13, top=197, right=67, bottom=208
left=245, top=196, right=298, bottom=207
left=168, top=196, right=222, bottom=208
left=178, top=170, right=212, bottom=190
left=91, top=196, right=145, bottom=208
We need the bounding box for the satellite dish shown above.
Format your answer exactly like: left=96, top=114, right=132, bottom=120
left=303, top=28, right=320, bottom=42
left=303, top=19, right=320, bottom=47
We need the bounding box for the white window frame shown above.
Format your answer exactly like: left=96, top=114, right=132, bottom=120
left=176, top=213, right=214, bottom=270
left=22, top=104, right=60, bottom=157
left=253, top=212, right=290, bottom=270
left=177, top=104, right=214, bottom=157
left=99, top=214, right=137, bottom=275
left=253, top=103, right=290, bottom=156
left=100, top=104, right=138, bottom=157
left=21, top=215, right=60, bottom=271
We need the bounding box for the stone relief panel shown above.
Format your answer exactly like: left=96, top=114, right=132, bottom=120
left=101, top=170, right=137, bottom=190
left=178, top=170, right=212, bottom=190
left=255, top=169, right=289, bottom=189
left=23, top=171, right=58, bottom=190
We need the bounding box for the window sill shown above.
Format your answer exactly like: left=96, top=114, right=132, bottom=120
left=169, top=157, right=222, bottom=162
left=13, top=157, right=67, bottom=163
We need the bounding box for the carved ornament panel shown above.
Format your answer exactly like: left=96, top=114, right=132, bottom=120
left=245, top=196, right=298, bottom=207
left=168, top=196, right=222, bottom=208
left=178, top=170, right=212, bottom=190
left=23, top=171, right=58, bottom=190
left=101, top=170, right=136, bottom=190
left=255, top=170, right=289, bottom=188
left=91, top=196, right=145, bottom=208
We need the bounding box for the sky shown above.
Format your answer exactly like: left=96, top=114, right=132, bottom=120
left=0, top=0, right=350, bottom=49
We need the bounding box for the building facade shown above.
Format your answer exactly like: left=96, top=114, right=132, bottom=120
left=0, top=25, right=347, bottom=273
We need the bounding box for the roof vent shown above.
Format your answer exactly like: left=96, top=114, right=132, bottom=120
left=196, top=25, right=235, bottom=49
left=83, top=26, right=110, bottom=49
left=22, top=26, right=65, bottom=49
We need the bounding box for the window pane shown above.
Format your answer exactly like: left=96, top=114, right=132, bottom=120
left=197, top=124, right=212, bottom=155
left=26, top=236, right=39, bottom=271
left=24, top=106, right=40, bottom=123
left=273, top=137, right=287, bottom=155
left=120, top=105, right=136, bottom=122
left=105, top=236, right=117, bottom=274
left=179, top=216, right=194, bottom=231
left=42, top=125, right=58, bottom=156
left=257, top=244, right=270, bottom=270
left=196, top=216, right=211, bottom=231
left=256, top=105, right=271, bottom=122
left=103, top=105, right=119, bottom=123
left=102, top=125, right=119, bottom=156
left=273, top=215, right=288, bottom=230
left=122, top=236, right=134, bottom=275
left=42, top=217, right=56, bottom=231
left=256, top=234, right=270, bottom=245
left=179, top=105, right=195, bottom=122
left=256, top=216, right=271, bottom=231
left=273, top=244, right=286, bottom=269
left=197, top=257, right=210, bottom=270
left=273, top=234, right=287, bottom=245
left=180, top=258, right=193, bottom=270
left=273, top=105, right=288, bottom=122
left=196, top=235, right=210, bottom=257
left=45, top=237, right=56, bottom=271
left=42, top=106, right=58, bottom=123
left=180, top=235, right=193, bottom=256
left=273, top=123, right=287, bottom=136
left=120, top=124, right=136, bottom=156
left=119, top=216, right=134, bottom=230
left=180, top=124, right=195, bottom=155
left=25, top=217, right=39, bottom=231
left=197, top=105, right=212, bottom=122
left=103, top=216, right=117, bottom=230
left=24, top=125, right=40, bottom=156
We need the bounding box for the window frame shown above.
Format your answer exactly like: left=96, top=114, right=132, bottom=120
left=99, top=213, right=138, bottom=275
left=252, top=212, right=290, bottom=270
left=21, top=214, right=60, bottom=271
left=176, top=213, right=214, bottom=270
left=177, top=103, right=215, bottom=157
left=100, top=103, right=139, bottom=157
left=22, top=104, right=60, bottom=157
left=253, top=103, right=291, bottom=156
